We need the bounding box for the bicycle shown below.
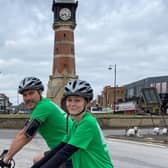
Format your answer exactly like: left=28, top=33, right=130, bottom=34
left=0, top=150, right=15, bottom=168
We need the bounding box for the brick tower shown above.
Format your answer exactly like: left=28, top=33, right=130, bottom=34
left=47, top=0, right=78, bottom=105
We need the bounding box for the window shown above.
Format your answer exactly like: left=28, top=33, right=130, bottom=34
left=162, top=82, right=167, bottom=93
left=156, top=83, right=161, bottom=93
left=141, top=88, right=161, bottom=104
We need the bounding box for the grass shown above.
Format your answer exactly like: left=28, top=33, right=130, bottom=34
left=0, top=113, right=167, bottom=119
left=0, top=113, right=138, bottom=119
left=0, top=114, right=30, bottom=118
left=90, top=113, right=166, bottom=118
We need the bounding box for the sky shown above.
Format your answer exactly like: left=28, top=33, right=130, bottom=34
left=0, top=0, right=168, bottom=105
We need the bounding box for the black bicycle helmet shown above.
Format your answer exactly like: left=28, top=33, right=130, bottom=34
left=63, top=79, right=94, bottom=102
left=18, top=77, right=44, bottom=94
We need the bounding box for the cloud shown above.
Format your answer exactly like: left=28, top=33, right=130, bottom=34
left=0, top=0, right=168, bottom=104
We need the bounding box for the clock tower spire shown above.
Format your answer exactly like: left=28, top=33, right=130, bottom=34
left=47, top=0, right=78, bottom=105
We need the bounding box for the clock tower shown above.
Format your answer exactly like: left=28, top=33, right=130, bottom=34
left=47, top=0, right=78, bottom=105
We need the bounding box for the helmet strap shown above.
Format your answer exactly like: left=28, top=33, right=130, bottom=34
left=38, top=90, right=43, bottom=100
left=70, top=110, right=85, bottom=116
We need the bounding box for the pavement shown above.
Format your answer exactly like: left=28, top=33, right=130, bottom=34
left=104, top=127, right=168, bottom=146
left=106, top=134, right=168, bottom=146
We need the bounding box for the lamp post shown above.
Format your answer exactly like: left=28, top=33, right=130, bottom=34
left=108, top=64, right=116, bottom=113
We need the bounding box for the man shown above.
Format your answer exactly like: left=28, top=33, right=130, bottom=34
left=0, top=77, right=72, bottom=167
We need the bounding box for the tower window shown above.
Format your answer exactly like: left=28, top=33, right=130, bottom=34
left=71, top=47, right=74, bottom=53
left=56, top=48, right=59, bottom=54
left=64, top=33, right=66, bottom=38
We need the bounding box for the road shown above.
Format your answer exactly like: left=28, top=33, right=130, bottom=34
left=1, top=129, right=168, bottom=168
left=108, top=138, right=168, bottom=168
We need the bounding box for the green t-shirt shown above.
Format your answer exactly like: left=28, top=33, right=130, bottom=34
left=30, top=98, right=72, bottom=149
left=63, top=112, right=113, bottom=168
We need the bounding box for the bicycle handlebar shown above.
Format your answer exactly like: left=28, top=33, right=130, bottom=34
left=0, top=150, right=15, bottom=168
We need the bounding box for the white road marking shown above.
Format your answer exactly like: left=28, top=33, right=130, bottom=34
left=106, top=138, right=168, bottom=148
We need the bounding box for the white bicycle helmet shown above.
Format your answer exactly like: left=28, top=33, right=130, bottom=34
left=63, top=79, right=93, bottom=102
left=18, top=77, right=44, bottom=94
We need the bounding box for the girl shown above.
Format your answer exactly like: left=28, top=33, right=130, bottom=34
left=31, top=79, right=113, bottom=168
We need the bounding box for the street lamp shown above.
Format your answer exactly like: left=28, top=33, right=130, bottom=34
left=108, top=64, right=116, bottom=113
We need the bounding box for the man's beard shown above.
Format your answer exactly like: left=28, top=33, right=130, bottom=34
left=25, top=100, right=36, bottom=110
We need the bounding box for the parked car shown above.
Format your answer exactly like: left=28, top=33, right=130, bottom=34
left=90, top=106, right=103, bottom=113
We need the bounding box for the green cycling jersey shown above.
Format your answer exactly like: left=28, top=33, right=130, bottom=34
left=30, top=98, right=72, bottom=149
left=63, top=112, right=113, bottom=168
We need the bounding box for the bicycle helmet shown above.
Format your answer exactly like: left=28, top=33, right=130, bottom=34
left=63, top=79, right=93, bottom=102
left=18, top=77, right=44, bottom=94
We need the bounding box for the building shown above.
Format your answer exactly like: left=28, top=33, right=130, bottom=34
left=47, top=0, right=78, bottom=105
left=124, top=76, right=168, bottom=98
left=124, top=76, right=168, bottom=114
left=97, top=76, right=168, bottom=114
left=0, top=93, right=12, bottom=114
left=100, top=86, right=125, bottom=108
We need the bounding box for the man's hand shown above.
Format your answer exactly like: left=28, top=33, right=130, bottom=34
left=0, top=159, right=11, bottom=168
left=0, top=150, right=8, bottom=159
left=0, top=150, right=14, bottom=168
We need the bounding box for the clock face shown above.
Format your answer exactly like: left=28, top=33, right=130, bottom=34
left=59, top=8, right=71, bottom=21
